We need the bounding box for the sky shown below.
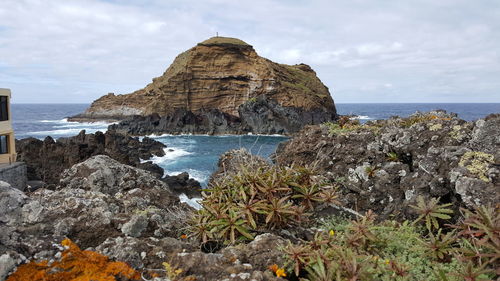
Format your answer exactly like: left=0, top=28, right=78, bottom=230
left=0, top=0, right=499, bottom=104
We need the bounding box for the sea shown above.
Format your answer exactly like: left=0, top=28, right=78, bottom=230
left=12, top=103, right=500, bottom=186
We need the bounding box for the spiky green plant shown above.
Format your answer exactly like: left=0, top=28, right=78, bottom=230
left=411, top=196, right=453, bottom=231
left=188, top=159, right=340, bottom=244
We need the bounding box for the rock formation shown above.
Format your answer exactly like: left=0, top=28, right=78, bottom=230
left=15, top=129, right=167, bottom=185
left=274, top=111, right=500, bottom=220
left=70, top=36, right=337, bottom=135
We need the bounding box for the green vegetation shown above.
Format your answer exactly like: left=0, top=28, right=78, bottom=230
left=323, top=116, right=381, bottom=136
left=458, top=151, right=494, bottom=182
left=386, top=152, right=400, bottom=162
left=400, top=113, right=452, bottom=128
left=186, top=152, right=498, bottom=280
left=199, top=36, right=250, bottom=46
left=283, top=203, right=499, bottom=281
left=188, top=163, right=340, bottom=244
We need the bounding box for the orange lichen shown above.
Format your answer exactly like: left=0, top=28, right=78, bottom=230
left=7, top=238, right=140, bottom=281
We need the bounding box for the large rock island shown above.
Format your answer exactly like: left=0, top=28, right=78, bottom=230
left=70, top=37, right=337, bottom=135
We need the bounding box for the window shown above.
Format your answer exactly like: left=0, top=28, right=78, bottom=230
left=0, top=96, right=8, bottom=121
left=0, top=135, right=8, bottom=154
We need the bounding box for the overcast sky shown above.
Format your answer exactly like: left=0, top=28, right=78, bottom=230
left=1, top=0, right=499, bottom=103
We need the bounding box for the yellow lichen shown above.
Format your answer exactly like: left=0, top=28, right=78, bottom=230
left=429, top=123, right=443, bottom=131
left=459, top=151, right=494, bottom=182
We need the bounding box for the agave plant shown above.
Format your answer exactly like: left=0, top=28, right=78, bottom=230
left=210, top=208, right=253, bottom=244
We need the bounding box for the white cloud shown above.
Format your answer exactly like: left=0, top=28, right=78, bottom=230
left=0, top=0, right=499, bottom=103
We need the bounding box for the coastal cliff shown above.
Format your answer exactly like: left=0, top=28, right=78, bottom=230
left=70, top=37, right=337, bottom=135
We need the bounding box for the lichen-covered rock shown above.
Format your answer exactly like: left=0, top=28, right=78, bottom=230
left=274, top=111, right=500, bottom=220
left=169, top=234, right=286, bottom=281
left=1, top=156, right=186, bottom=266
left=59, top=155, right=172, bottom=196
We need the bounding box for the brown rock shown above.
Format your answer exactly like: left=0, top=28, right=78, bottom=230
left=70, top=37, right=336, bottom=125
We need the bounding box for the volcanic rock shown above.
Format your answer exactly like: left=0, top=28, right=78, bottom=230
left=71, top=37, right=337, bottom=135
left=0, top=156, right=183, bottom=265
left=15, top=129, right=166, bottom=185
left=274, top=111, right=500, bottom=219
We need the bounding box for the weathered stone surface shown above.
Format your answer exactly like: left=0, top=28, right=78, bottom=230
left=0, top=157, right=184, bottom=264
left=59, top=155, right=171, bottom=196
left=274, top=112, right=500, bottom=220
left=15, top=129, right=167, bottom=184
left=0, top=163, right=27, bottom=191
left=70, top=37, right=336, bottom=135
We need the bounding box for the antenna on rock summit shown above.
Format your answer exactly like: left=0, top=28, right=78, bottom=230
left=216, top=32, right=219, bottom=37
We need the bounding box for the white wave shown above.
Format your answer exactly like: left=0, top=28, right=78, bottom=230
left=144, top=147, right=193, bottom=165
left=179, top=193, right=202, bottom=210
left=351, top=115, right=373, bottom=120
left=27, top=128, right=108, bottom=136
left=165, top=168, right=210, bottom=184
left=39, top=118, right=68, bottom=123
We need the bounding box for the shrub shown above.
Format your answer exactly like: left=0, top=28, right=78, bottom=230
left=283, top=203, right=499, bottom=280
left=188, top=163, right=339, bottom=244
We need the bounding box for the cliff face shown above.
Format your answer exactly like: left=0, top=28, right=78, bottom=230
left=71, top=37, right=336, bottom=126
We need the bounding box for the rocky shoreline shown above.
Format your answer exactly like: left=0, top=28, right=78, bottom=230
left=2, top=111, right=499, bottom=280
left=107, top=96, right=335, bottom=136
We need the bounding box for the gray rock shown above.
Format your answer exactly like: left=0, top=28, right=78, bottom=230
left=121, top=215, right=148, bottom=237
left=0, top=252, right=23, bottom=281
left=59, top=155, right=171, bottom=196
left=0, top=181, right=27, bottom=226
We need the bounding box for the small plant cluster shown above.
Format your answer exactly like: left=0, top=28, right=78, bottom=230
left=323, top=116, right=382, bottom=136
left=7, top=238, right=140, bottom=281
left=283, top=198, right=499, bottom=281
left=400, top=113, right=452, bottom=128
left=189, top=164, right=340, bottom=244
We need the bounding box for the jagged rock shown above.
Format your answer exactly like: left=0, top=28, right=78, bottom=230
left=70, top=37, right=336, bottom=135
left=59, top=155, right=172, bottom=196
left=109, top=95, right=335, bottom=135
left=15, top=129, right=167, bottom=184
left=274, top=111, right=500, bottom=220
left=162, top=172, right=201, bottom=197
left=0, top=156, right=184, bottom=265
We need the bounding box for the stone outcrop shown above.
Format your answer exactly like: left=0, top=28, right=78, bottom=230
left=274, top=111, right=500, bottom=220
left=70, top=36, right=337, bottom=135
left=0, top=156, right=184, bottom=272
left=15, top=129, right=166, bottom=185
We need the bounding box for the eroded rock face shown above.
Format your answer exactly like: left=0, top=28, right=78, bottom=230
left=70, top=37, right=336, bottom=134
left=274, top=112, right=500, bottom=219
left=15, top=130, right=166, bottom=185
